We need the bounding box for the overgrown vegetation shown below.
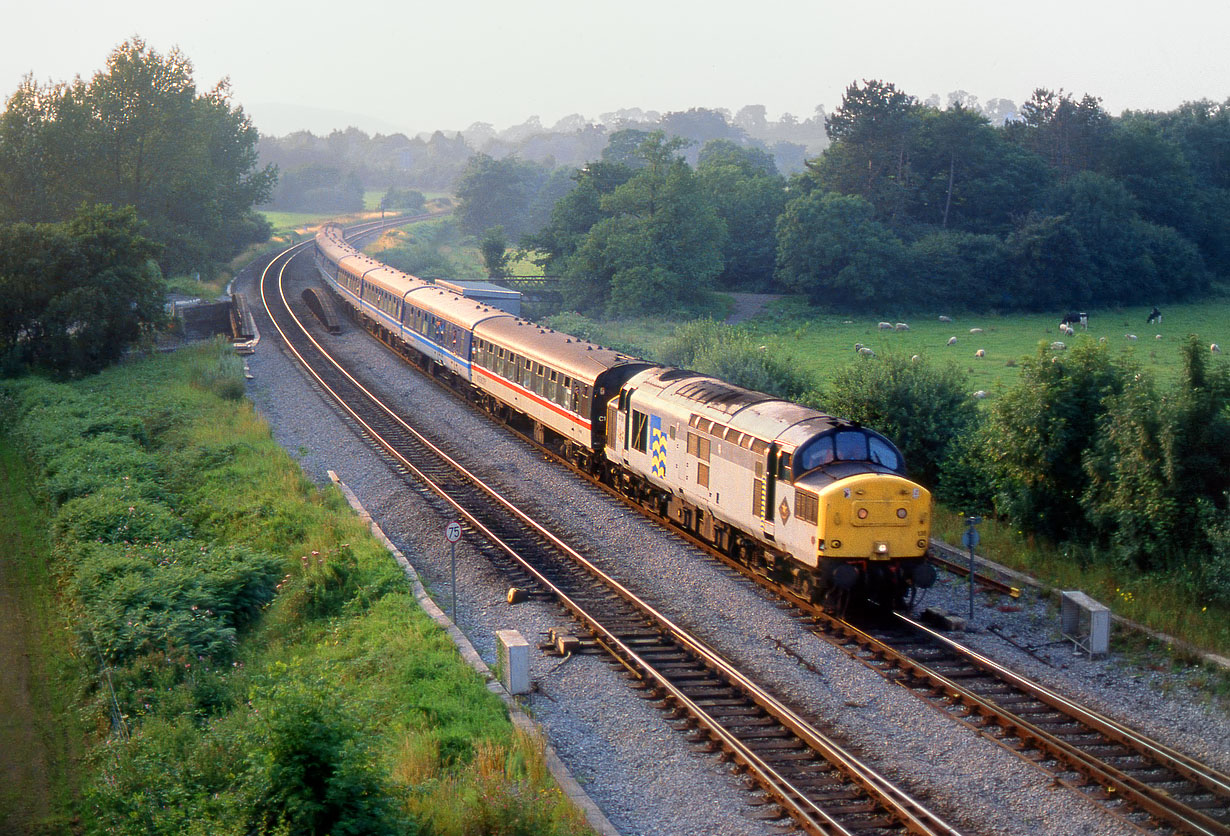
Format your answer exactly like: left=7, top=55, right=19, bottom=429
left=1, top=340, right=593, bottom=835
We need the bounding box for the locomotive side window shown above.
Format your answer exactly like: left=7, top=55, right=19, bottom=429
left=777, top=451, right=792, bottom=481
left=697, top=462, right=710, bottom=488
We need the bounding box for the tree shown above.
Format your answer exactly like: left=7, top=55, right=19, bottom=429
left=478, top=226, right=511, bottom=278
left=0, top=38, right=274, bottom=276
left=696, top=140, right=787, bottom=290
left=774, top=190, right=906, bottom=306
left=815, top=80, right=921, bottom=220
left=564, top=132, right=726, bottom=314
left=0, top=204, right=163, bottom=375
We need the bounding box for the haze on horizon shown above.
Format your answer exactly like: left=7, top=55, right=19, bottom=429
left=2, top=0, right=1227, bottom=138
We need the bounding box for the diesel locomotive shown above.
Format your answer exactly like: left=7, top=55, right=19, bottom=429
left=314, top=223, right=937, bottom=606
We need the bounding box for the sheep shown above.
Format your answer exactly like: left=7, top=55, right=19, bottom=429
left=894, top=322, right=910, bottom=331
left=1213, top=343, right=1222, bottom=354
left=878, top=321, right=893, bottom=330
left=910, top=354, right=921, bottom=362
left=1155, top=334, right=1163, bottom=340
left=1099, top=336, right=1107, bottom=343
left=946, top=336, right=958, bottom=346
left=1126, top=334, right=1138, bottom=340
left=858, top=346, right=876, bottom=357
left=1050, top=341, right=1066, bottom=351
left=842, top=320, right=854, bottom=325
left=972, top=390, right=988, bottom=399
left=975, top=349, right=986, bottom=358
left=939, top=315, right=953, bottom=323
left=1060, top=323, right=1075, bottom=336
left=970, top=327, right=984, bottom=334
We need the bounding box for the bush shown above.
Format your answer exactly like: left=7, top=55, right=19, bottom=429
left=41, top=433, right=164, bottom=504
left=52, top=489, right=190, bottom=545
left=70, top=540, right=281, bottom=667
left=659, top=320, right=813, bottom=399
left=815, top=353, right=977, bottom=487
left=249, top=673, right=411, bottom=836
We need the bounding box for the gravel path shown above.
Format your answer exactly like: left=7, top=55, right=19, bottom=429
left=235, top=256, right=1229, bottom=836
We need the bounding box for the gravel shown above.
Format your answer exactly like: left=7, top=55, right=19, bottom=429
left=234, top=255, right=1229, bottom=836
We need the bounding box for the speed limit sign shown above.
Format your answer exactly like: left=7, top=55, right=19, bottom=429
left=445, top=521, right=462, bottom=542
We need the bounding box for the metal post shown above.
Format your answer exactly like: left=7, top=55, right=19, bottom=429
left=968, top=539, right=975, bottom=621
left=962, top=516, right=982, bottom=623
left=450, top=540, right=457, bottom=623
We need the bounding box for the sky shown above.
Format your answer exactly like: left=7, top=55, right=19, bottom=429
left=3, top=0, right=1227, bottom=138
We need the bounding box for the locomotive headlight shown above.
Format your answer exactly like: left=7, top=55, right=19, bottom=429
left=857, top=508, right=869, bottom=519
left=896, top=507, right=908, bottom=519
left=876, top=542, right=889, bottom=554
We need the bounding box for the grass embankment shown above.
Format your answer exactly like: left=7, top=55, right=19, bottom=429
left=0, top=340, right=592, bottom=836
left=0, top=445, right=85, bottom=835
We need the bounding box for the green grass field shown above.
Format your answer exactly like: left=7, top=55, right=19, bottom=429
left=589, top=298, right=1230, bottom=396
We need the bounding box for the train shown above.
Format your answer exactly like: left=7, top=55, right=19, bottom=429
left=313, top=223, right=937, bottom=607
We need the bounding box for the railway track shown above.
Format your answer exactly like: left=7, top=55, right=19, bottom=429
left=257, top=233, right=964, bottom=836
left=809, top=611, right=1230, bottom=836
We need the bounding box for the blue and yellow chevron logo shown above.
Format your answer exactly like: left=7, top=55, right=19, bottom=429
left=650, top=415, right=667, bottom=478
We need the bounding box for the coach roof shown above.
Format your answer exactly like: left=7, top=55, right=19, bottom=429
left=475, top=316, right=649, bottom=382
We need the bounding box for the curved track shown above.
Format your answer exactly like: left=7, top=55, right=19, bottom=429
left=256, top=230, right=963, bottom=836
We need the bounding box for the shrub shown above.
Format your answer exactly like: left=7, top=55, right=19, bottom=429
left=659, top=320, right=813, bottom=399
left=41, top=433, right=164, bottom=504
left=815, top=353, right=977, bottom=487
left=70, top=540, right=281, bottom=667
left=52, top=489, right=190, bottom=545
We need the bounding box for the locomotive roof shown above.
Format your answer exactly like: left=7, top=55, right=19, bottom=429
left=475, top=317, right=652, bottom=383
left=636, top=367, right=848, bottom=450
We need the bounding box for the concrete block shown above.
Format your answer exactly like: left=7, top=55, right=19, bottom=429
left=496, top=629, right=530, bottom=695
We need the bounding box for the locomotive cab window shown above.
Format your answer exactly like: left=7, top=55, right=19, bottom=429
left=631, top=410, right=649, bottom=453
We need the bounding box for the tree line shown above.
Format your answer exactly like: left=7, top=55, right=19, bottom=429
left=457, top=82, right=1230, bottom=315
left=0, top=38, right=274, bottom=375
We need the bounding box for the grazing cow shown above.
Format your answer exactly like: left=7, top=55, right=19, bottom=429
left=946, top=336, right=958, bottom=346
left=939, top=315, right=953, bottom=323
left=1061, top=311, right=1088, bottom=330
left=975, top=349, right=986, bottom=358
left=1147, top=306, right=1162, bottom=324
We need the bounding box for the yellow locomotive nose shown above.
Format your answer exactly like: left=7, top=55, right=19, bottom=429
left=816, top=474, right=931, bottom=561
